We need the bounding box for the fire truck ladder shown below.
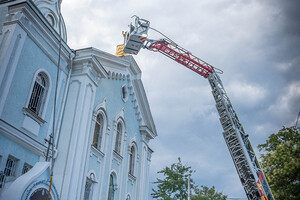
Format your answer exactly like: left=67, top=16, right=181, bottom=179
left=122, top=16, right=274, bottom=200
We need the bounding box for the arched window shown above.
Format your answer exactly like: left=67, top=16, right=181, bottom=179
left=83, top=173, right=96, bottom=200
left=129, top=146, right=135, bottom=175
left=92, top=113, right=104, bottom=150
left=28, top=72, right=48, bottom=116
left=114, top=122, right=122, bottom=154
left=107, top=174, right=115, bottom=200
left=121, top=85, right=128, bottom=102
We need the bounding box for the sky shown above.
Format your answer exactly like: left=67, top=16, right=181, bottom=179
left=61, top=0, right=300, bottom=199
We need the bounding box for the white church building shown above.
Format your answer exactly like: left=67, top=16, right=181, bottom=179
left=0, top=0, right=157, bottom=199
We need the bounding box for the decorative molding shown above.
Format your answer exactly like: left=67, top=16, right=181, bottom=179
left=114, top=108, right=125, bottom=124
left=90, top=145, right=104, bottom=163
left=32, top=0, right=67, bottom=41
left=107, top=70, right=128, bottom=81
left=113, top=150, right=123, bottom=166
left=0, top=119, right=47, bottom=157
left=147, top=147, right=153, bottom=162
left=22, top=110, right=41, bottom=137
left=140, top=125, right=156, bottom=144
left=86, top=169, right=99, bottom=183
left=71, top=61, right=102, bottom=86
left=132, top=79, right=157, bottom=137
left=128, top=173, right=136, bottom=185
left=93, top=98, right=107, bottom=119
left=110, top=169, right=119, bottom=191
left=72, top=50, right=108, bottom=86
left=128, top=136, right=138, bottom=152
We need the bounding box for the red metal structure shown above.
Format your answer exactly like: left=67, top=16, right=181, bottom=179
left=146, top=39, right=214, bottom=78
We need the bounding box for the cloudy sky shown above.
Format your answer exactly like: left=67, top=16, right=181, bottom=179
left=61, top=0, right=300, bottom=198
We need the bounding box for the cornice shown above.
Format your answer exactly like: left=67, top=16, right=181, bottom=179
left=72, top=50, right=108, bottom=86
left=140, top=125, right=156, bottom=141
left=77, top=47, right=130, bottom=70
left=133, top=79, right=157, bottom=137
left=0, top=119, right=47, bottom=156
left=123, top=56, right=142, bottom=79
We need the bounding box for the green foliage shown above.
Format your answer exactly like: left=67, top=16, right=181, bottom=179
left=192, top=185, right=227, bottom=200
left=151, top=157, right=227, bottom=200
left=151, top=157, right=195, bottom=200
left=258, top=126, right=300, bottom=200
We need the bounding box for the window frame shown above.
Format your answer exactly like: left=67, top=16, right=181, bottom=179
left=108, top=173, right=116, bottom=200
left=83, top=171, right=97, bottom=200
left=92, top=113, right=104, bottom=150
left=126, top=194, right=131, bottom=200
left=129, top=145, right=135, bottom=176
left=113, top=110, right=126, bottom=158
left=90, top=107, right=109, bottom=154
left=114, top=122, right=123, bottom=154
left=24, top=69, right=51, bottom=121
left=4, top=155, right=18, bottom=177
left=22, top=162, right=33, bottom=175
left=121, top=84, right=128, bottom=102
left=27, top=72, right=47, bottom=115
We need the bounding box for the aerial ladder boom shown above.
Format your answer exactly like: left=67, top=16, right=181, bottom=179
left=121, top=16, right=274, bottom=200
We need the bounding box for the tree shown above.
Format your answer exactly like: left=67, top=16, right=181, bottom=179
left=151, top=157, right=196, bottom=200
left=258, top=126, right=300, bottom=200
left=192, top=185, right=227, bottom=200
left=151, top=157, right=227, bottom=200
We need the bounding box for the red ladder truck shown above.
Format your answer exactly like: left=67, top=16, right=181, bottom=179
left=121, top=16, right=274, bottom=200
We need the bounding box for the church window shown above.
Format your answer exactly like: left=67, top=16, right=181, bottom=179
left=22, top=163, right=32, bottom=174
left=83, top=172, right=96, bottom=200
left=4, top=155, right=18, bottom=177
left=84, top=178, right=93, bottom=200
left=121, top=85, right=128, bottom=102
left=129, top=146, right=135, bottom=175
left=107, top=174, right=115, bottom=200
left=114, top=122, right=122, bottom=154
left=28, top=72, right=48, bottom=116
left=92, top=113, right=104, bottom=150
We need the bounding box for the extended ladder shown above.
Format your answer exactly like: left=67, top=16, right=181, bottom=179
left=208, top=71, right=273, bottom=200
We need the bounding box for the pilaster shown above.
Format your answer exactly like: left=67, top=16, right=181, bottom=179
left=53, top=50, right=106, bottom=199
left=0, top=22, right=27, bottom=116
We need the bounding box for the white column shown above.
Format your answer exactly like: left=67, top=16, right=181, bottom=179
left=138, top=131, right=151, bottom=200
left=53, top=62, right=97, bottom=199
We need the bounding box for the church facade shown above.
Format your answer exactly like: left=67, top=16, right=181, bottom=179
left=0, top=0, right=157, bottom=199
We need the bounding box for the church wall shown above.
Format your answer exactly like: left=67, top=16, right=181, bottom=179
left=0, top=2, right=72, bottom=197
left=1, top=35, right=68, bottom=142
left=0, top=134, right=39, bottom=177
left=84, top=67, right=145, bottom=199
left=87, top=154, right=101, bottom=175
